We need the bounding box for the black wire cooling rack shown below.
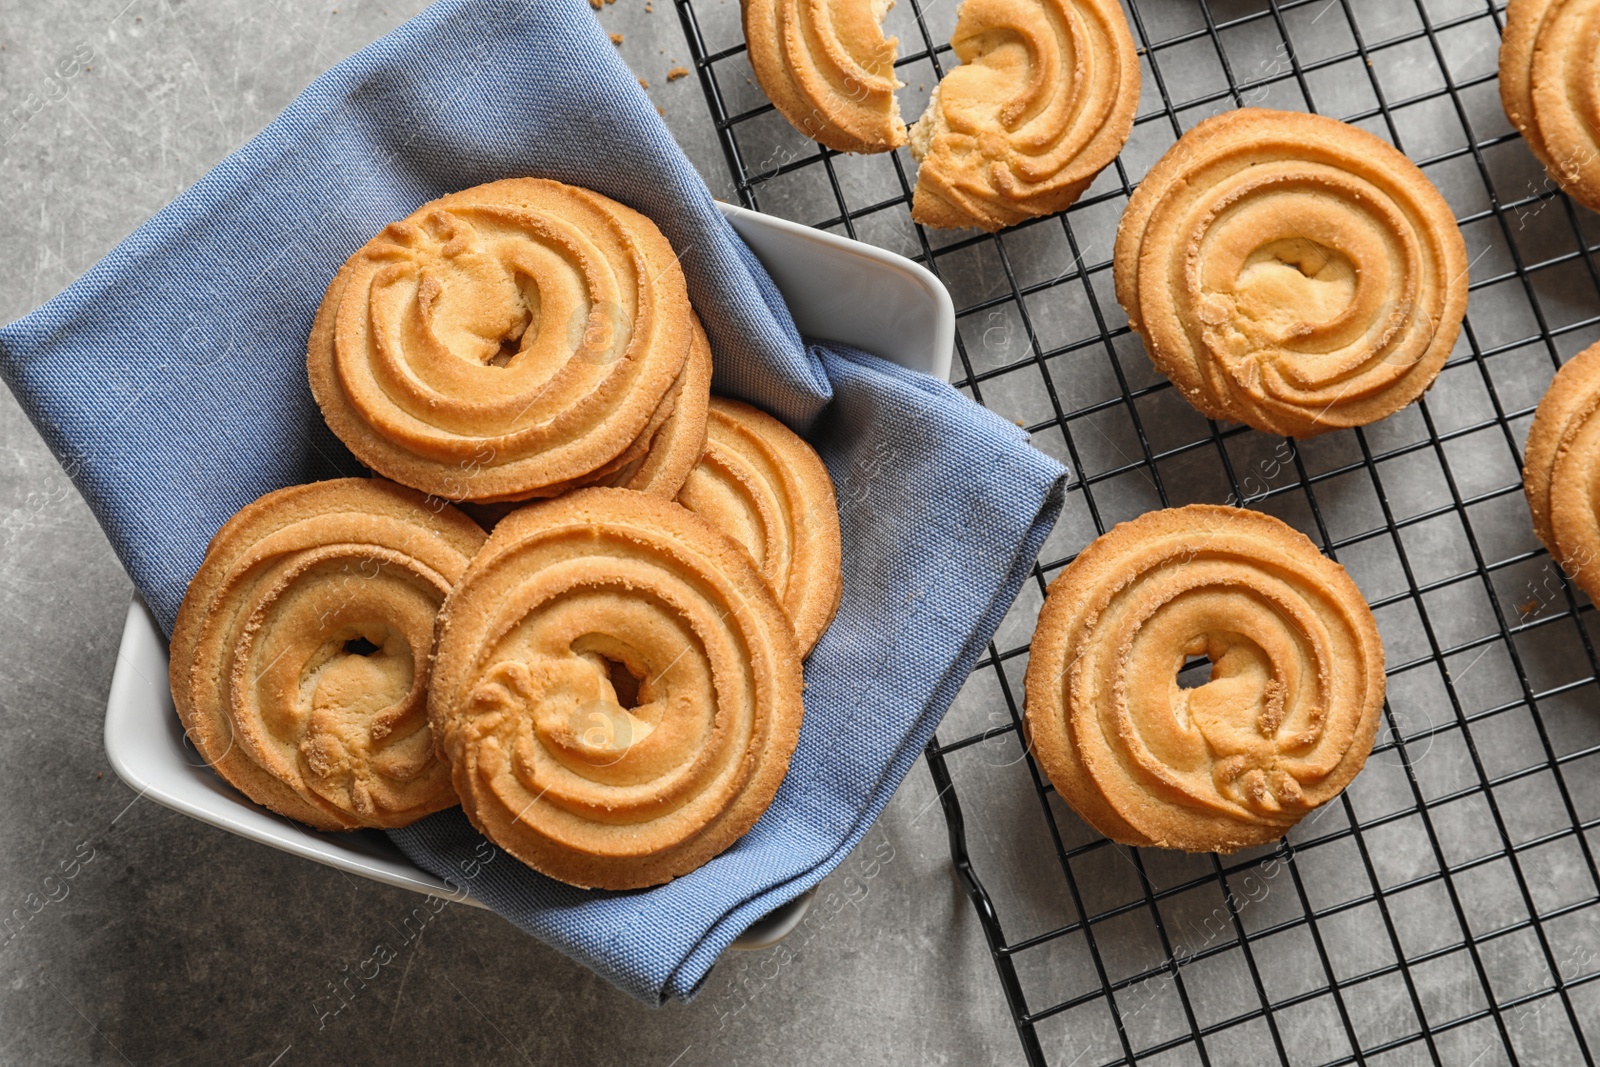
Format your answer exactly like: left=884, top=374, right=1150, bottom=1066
left=671, top=0, right=1600, bottom=1062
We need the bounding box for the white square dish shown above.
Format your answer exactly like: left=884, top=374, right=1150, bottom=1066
left=102, top=200, right=955, bottom=944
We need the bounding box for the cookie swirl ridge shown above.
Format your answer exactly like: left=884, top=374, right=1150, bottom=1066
left=677, top=397, right=842, bottom=656
left=429, top=488, right=805, bottom=889
left=1500, top=0, right=1600, bottom=212
left=1523, top=341, right=1600, bottom=599
left=601, top=316, right=713, bottom=498
left=169, top=478, right=487, bottom=830
left=309, top=178, right=693, bottom=502
left=1024, top=506, right=1385, bottom=852
left=907, top=0, right=1139, bottom=231
left=1114, top=109, right=1467, bottom=438
left=742, top=0, right=906, bottom=154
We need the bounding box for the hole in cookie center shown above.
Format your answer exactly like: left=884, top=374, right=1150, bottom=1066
left=489, top=306, right=533, bottom=368
left=1176, top=656, right=1214, bottom=689
left=343, top=636, right=381, bottom=657
left=1269, top=237, right=1337, bottom=279
left=1235, top=237, right=1357, bottom=331
left=601, top=655, right=643, bottom=711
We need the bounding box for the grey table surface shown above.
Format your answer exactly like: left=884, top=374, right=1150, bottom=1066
left=0, top=2, right=1017, bottom=1064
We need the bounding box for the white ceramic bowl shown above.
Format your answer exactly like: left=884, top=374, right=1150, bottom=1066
left=102, top=200, right=955, bottom=946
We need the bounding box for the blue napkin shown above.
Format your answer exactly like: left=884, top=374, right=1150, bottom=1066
left=0, top=0, right=1066, bottom=1002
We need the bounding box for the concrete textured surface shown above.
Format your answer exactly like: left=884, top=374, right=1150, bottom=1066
left=0, top=2, right=1014, bottom=1065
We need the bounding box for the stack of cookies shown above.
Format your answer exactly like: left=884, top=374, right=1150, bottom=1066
left=171, top=178, right=843, bottom=890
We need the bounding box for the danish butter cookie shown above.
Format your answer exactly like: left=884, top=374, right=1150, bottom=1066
left=743, top=0, right=906, bottom=153
left=1501, top=0, right=1600, bottom=212
left=308, top=178, right=693, bottom=502
left=1114, top=109, right=1467, bottom=437
left=907, top=0, right=1139, bottom=231
left=169, top=478, right=486, bottom=830
left=601, top=316, right=712, bottom=497
left=429, top=488, right=805, bottom=890
left=1024, top=505, right=1385, bottom=852
left=677, top=397, right=842, bottom=656
left=1524, top=341, right=1600, bottom=599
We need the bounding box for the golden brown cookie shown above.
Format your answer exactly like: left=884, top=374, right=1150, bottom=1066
left=1500, top=0, right=1600, bottom=212
left=677, top=397, right=842, bottom=656
left=308, top=178, right=693, bottom=502
left=907, top=0, right=1140, bottom=231
left=1523, top=341, right=1600, bottom=597
left=169, top=478, right=486, bottom=830
left=1024, top=505, right=1385, bottom=852
left=599, top=316, right=712, bottom=497
left=1114, top=108, right=1468, bottom=438
left=501, top=312, right=713, bottom=511
left=428, top=488, right=806, bottom=890
left=742, top=0, right=906, bottom=155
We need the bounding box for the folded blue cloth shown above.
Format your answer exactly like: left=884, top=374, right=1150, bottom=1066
left=0, top=0, right=1066, bottom=1002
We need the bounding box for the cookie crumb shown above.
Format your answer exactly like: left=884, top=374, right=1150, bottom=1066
left=667, top=66, right=689, bottom=81
left=589, top=0, right=603, bottom=8
left=657, top=106, right=666, bottom=116
left=639, top=77, right=649, bottom=89
left=611, top=32, right=624, bottom=43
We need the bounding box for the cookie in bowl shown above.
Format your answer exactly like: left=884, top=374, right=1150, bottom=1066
left=677, top=396, right=842, bottom=657
left=169, top=477, right=486, bottom=830
left=428, top=488, right=806, bottom=890
left=308, top=178, right=701, bottom=502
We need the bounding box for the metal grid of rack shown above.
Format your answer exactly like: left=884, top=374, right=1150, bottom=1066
left=671, top=0, right=1600, bottom=1061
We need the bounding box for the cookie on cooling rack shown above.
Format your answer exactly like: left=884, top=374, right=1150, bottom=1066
left=1024, top=505, right=1385, bottom=853
left=1524, top=341, right=1600, bottom=600
left=308, top=178, right=698, bottom=503
left=741, top=0, right=906, bottom=154
left=677, top=397, right=842, bottom=656
left=906, top=0, right=1140, bottom=231
left=428, top=488, right=806, bottom=890
left=1114, top=108, right=1468, bottom=438
left=1500, top=0, right=1600, bottom=213
left=170, top=478, right=486, bottom=831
